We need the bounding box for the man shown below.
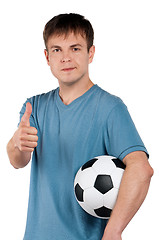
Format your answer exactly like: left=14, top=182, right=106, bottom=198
left=7, top=13, right=153, bottom=240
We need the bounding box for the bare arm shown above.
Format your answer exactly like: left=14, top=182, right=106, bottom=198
left=102, top=151, right=154, bottom=240
left=7, top=102, right=38, bottom=169
left=7, top=136, right=32, bottom=169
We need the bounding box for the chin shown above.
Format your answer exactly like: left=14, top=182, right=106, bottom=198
left=59, top=78, right=83, bottom=87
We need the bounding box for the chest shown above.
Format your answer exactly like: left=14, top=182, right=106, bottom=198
left=43, top=101, right=104, bottom=144
left=35, top=98, right=108, bottom=184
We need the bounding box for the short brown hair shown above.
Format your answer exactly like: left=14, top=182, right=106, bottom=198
left=43, top=13, right=94, bottom=52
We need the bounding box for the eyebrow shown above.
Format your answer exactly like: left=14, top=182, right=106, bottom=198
left=70, top=44, right=83, bottom=48
left=50, top=43, right=83, bottom=49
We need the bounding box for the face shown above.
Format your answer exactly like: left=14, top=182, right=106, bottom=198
left=44, top=32, right=95, bottom=86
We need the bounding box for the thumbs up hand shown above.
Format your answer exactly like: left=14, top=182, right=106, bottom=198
left=13, top=102, right=38, bottom=152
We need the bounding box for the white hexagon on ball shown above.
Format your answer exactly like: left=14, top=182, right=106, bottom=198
left=103, top=188, right=119, bottom=209
left=84, top=187, right=103, bottom=209
left=92, top=156, right=116, bottom=175
left=111, top=168, right=124, bottom=189
left=74, top=167, right=97, bottom=190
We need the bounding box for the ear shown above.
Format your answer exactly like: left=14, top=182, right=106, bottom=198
left=44, top=49, right=50, bottom=66
left=88, top=45, right=95, bottom=64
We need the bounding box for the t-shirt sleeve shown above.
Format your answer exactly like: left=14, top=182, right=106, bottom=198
left=105, top=102, right=149, bottom=160
left=18, top=98, right=37, bottom=129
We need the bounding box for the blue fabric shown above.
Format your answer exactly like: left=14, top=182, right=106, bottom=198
left=19, top=85, right=148, bottom=240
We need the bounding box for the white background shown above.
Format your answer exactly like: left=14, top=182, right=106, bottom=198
left=0, top=0, right=158, bottom=239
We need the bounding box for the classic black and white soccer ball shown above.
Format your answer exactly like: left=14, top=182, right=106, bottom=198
left=74, top=155, right=126, bottom=219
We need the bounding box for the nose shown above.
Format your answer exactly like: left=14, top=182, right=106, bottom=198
left=61, top=51, right=71, bottom=63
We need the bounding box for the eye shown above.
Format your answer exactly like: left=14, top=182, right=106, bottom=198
left=53, top=49, right=61, bottom=53
left=73, top=48, right=80, bottom=52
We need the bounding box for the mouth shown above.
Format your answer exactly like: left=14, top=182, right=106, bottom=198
left=61, top=67, right=76, bottom=72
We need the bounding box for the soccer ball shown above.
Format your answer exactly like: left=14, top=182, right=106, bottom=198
left=74, top=155, right=126, bottom=219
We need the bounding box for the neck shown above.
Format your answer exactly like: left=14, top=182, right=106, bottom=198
left=58, top=79, right=94, bottom=105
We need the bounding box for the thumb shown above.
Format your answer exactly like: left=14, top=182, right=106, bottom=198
left=20, top=102, right=32, bottom=126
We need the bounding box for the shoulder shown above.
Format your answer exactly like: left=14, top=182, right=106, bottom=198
left=23, top=88, right=58, bottom=117
left=27, top=88, right=58, bottom=104
left=95, top=85, right=126, bottom=117
left=25, top=88, right=58, bottom=112
left=97, top=85, right=123, bottom=105
left=20, top=88, right=58, bottom=130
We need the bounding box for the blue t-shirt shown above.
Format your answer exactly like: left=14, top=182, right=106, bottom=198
left=19, top=84, right=148, bottom=240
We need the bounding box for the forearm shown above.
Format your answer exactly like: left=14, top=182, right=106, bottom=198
left=7, top=137, right=31, bottom=169
left=104, top=165, right=150, bottom=235
left=102, top=152, right=153, bottom=239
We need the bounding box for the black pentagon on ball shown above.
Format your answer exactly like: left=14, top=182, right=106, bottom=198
left=81, top=158, right=98, bottom=171
left=94, top=206, right=112, bottom=218
left=94, top=175, right=113, bottom=194
left=112, top=158, right=126, bottom=170
left=75, top=183, right=84, bottom=202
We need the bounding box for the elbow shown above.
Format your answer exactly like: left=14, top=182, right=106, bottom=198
left=124, top=151, right=154, bottom=183
left=142, top=163, right=154, bottom=182
left=147, top=165, right=154, bottom=179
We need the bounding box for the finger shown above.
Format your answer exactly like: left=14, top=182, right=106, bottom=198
left=20, top=134, right=38, bottom=142
left=20, top=140, right=38, bottom=149
left=20, top=102, right=32, bottom=127
left=19, top=146, right=35, bottom=152
left=28, top=127, right=38, bottom=135
left=20, top=126, right=38, bottom=135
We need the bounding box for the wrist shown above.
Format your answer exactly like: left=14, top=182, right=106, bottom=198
left=103, top=223, right=122, bottom=240
left=104, top=217, right=123, bottom=237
